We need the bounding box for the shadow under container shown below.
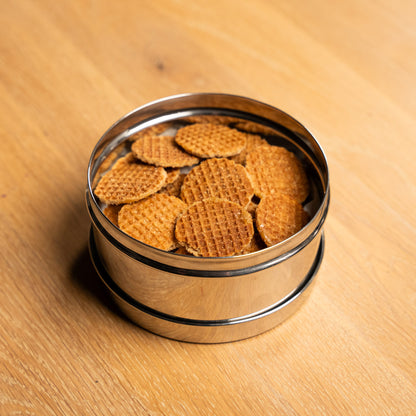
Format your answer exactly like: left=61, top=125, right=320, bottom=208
left=86, top=93, right=330, bottom=343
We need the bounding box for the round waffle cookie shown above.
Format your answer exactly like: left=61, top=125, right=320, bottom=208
left=175, top=123, right=247, bottom=158
left=94, top=154, right=167, bottom=205
left=118, top=194, right=187, bottom=251
left=245, top=145, right=310, bottom=203
left=180, top=158, right=254, bottom=209
left=175, top=198, right=254, bottom=257
left=131, top=135, right=199, bottom=168
left=255, top=194, right=307, bottom=247
left=92, top=144, right=126, bottom=188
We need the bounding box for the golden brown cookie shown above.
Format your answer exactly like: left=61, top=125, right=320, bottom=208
left=175, top=123, right=247, bottom=158
left=109, top=152, right=136, bottom=169
left=94, top=154, right=167, bottom=204
left=246, top=199, right=258, bottom=217
left=103, top=204, right=123, bottom=226
left=118, top=194, right=187, bottom=251
left=230, top=133, right=268, bottom=165
left=175, top=198, right=254, bottom=257
left=182, top=115, right=239, bottom=126
left=174, top=246, right=194, bottom=256
left=131, top=135, right=199, bottom=167
left=164, top=168, right=181, bottom=185
left=91, top=144, right=128, bottom=188
left=245, top=145, right=310, bottom=202
left=255, top=194, right=306, bottom=246
left=180, top=158, right=254, bottom=209
left=127, top=122, right=172, bottom=141
left=159, top=173, right=186, bottom=198
left=238, top=232, right=266, bottom=254
left=233, top=121, right=277, bottom=136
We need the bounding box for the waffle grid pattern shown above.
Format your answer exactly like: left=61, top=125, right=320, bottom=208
left=246, top=145, right=310, bottom=202
left=180, top=158, right=254, bottom=208
left=255, top=194, right=306, bottom=246
left=132, top=135, right=199, bottom=167
left=118, top=194, right=187, bottom=251
left=175, top=123, right=247, bottom=158
left=94, top=159, right=167, bottom=205
left=175, top=198, right=254, bottom=257
left=230, top=133, right=267, bottom=165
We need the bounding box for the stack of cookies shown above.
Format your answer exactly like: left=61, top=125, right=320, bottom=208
left=94, top=118, right=310, bottom=257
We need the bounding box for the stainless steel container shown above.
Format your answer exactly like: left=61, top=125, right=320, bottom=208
left=86, top=93, right=329, bottom=343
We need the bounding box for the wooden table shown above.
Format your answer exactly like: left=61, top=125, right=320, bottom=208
left=1, top=1, right=415, bottom=414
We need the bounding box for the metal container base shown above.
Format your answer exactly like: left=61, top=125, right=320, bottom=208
left=89, top=228, right=324, bottom=343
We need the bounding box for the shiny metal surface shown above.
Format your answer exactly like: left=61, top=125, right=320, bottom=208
left=87, top=207, right=323, bottom=320
left=89, top=228, right=325, bottom=343
left=86, top=93, right=330, bottom=342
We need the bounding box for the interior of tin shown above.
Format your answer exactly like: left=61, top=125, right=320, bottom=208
left=87, top=94, right=329, bottom=264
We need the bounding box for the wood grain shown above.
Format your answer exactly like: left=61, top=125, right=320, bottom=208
left=1, top=0, right=415, bottom=414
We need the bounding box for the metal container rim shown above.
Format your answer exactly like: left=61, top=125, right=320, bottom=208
left=86, top=92, right=330, bottom=271
left=89, top=227, right=325, bottom=327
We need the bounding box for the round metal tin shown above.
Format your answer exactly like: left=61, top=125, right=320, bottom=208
left=89, top=228, right=324, bottom=343
left=86, top=93, right=330, bottom=343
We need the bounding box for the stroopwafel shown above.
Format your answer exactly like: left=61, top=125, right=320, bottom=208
left=118, top=193, right=187, bottom=251
left=255, top=193, right=307, bottom=246
left=131, top=135, right=199, bottom=168
left=246, top=145, right=310, bottom=202
left=94, top=154, right=167, bottom=204
left=175, top=123, right=247, bottom=158
left=175, top=198, right=254, bottom=257
left=180, top=158, right=254, bottom=209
